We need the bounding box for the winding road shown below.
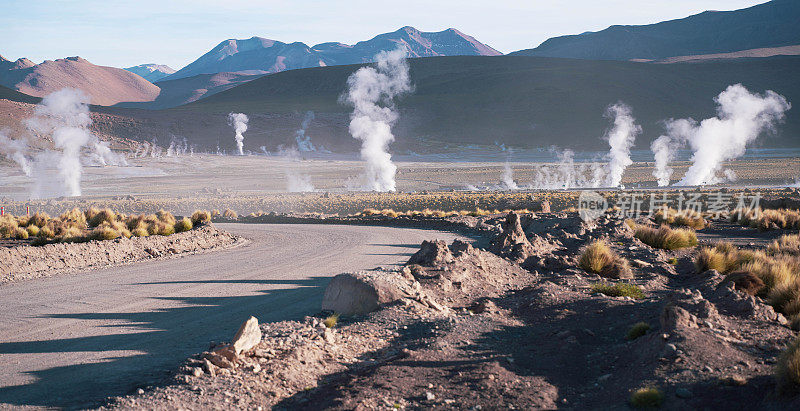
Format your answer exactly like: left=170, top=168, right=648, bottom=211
left=0, top=223, right=467, bottom=409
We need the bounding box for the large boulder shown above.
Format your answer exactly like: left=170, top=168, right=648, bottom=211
left=322, top=271, right=413, bottom=316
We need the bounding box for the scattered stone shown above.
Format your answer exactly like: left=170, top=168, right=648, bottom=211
left=632, top=259, right=651, bottom=268
left=425, top=391, right=436, bottom=401
left=232, top=316, right=261, bottom=355
left=719, top=375, right=747, bottom=386
left=675, top=388, right=693, bottom=398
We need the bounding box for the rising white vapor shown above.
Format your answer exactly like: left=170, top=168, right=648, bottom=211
left=0, top=132, right=31, bottom=175
left=342, top=47, right=411, bottom=192
left=500, top=162, right=519, bottom=190
left=603, top=103, right=640, bottom=187
left=531, top=149, right=604, bottom=190
left=296, top=111, right=316, bottom=152
left=25, top=88, right=94, bottom=198
left=228, top=112, right=249, bottom=155
left=662, top=84, right=791, bottom=186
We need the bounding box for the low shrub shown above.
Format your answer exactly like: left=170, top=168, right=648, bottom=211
left=131, top=227, right=149, bottom=237
left=579, top=240, right=632, bottom=279
left=25, top=224, right=40, bottom=237
left=591, top=282, right=645, bottom=299
left=627, top=322, right=651, bottom=340
left=222, top=209, right=238, bottom=219
left=629, top=387, right=663, bottom=408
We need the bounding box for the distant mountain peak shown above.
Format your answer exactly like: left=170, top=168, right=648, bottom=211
left=166, top=26, right=501, bottom=81
left=124, top=63, right=176, bottom=83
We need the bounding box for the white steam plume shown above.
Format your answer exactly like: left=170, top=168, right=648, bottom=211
left=342, top=47, right=411, bottom=192
left=0, top=132, right=31, bottom=175
left=296, top=111, right=316, bottom=152
left=603, top=103, right=640, bottom=187
left=671, top=84, right=790, bottom=186
left=25, top=88, right=93, bottom=197
left=286, top=172, right=315, bottom=192
left=531, top=149, right=604, bottom=189
left=500, top=162, right=519, bottom=190
left=227, top=113, right=249, bottom=155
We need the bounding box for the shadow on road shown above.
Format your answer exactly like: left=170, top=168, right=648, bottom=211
left=0, top=276, right=331, bottom=409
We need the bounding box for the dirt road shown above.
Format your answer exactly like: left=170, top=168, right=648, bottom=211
left=0, top=223, right=467, bottom=409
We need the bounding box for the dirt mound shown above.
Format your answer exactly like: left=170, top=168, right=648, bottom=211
left=0, top=224, right=241, bottom=283
left=102, top=211, right=800, bottom=409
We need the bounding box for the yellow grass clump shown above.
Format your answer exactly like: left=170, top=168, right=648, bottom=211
left=653, top=208, right=706, bottom=229
left=191, top=210, right=212, bottom=225
left=777, top=335, right=800, bottom=394
left=579, top=240, right=632, bottom=279
left=634, top=224, right=698, bottom=250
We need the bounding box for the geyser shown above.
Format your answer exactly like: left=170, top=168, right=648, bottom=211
left=296, top=111, right=316, bottom=152
left=0, top=133, right=31, bottom=176
left=342, top=47, right=411, bottom=192
left=655, top=84, right=790, bottom=186
left=603, top=103, right=640, bottom=188
left=25, top=88, right=94, bottom=197
left=227, top=112, right=249, bottom=155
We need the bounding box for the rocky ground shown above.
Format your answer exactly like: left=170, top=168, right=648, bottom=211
left=92, top=210, right=800, bottom=409
left=0, top=224, right=243, bottom=283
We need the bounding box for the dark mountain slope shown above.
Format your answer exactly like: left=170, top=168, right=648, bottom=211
left=511, top=0, right=800, bottom=61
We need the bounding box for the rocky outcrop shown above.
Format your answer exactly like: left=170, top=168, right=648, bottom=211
left=408, top=240, right=454, bottom=267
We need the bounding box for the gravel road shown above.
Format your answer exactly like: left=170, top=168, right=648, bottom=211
left=0, top=223, right=466, bottom=409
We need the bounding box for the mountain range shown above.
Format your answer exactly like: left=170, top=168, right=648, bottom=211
left=0, top=55, right=159, bottom=106
left=165, top=26, right=501, bottom=81
left=511, top=0, right=800, bottom=61
left=89, top=55, right=799, bottom=155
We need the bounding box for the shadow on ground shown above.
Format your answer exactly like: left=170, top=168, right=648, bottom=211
left=0, top=276, right=331, bottom=409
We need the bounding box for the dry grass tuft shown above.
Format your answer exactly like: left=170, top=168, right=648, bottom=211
left=191, top=210, right=212, bottom=225
left=629, top=387, right=664, bottom=408
left=627, top=322, right=651, bottom=340
left=777, top=336, right=800, bottom=394
left=634, top=224, right=698, bottom=250
left=654, top=208, right=706, bottom=229
left=222, top=209, right=238, bottom=220
left=579, top=240, right=632, bottom=278
left=731, top=208, right=800, bottom=231
left=590, top=282, right=645, bottom=299
left=323, top=314, right=339, bottom=328
left=174, top=217, right=193, bottom=233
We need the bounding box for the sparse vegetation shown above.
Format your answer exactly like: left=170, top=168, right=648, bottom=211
left=654, top=208, right=706, bottom=229
left=776, top=335, right=800, bottom=394
left=696, top=242, right=800, bottom=318
left=222, top=209, right=238, bottom=220
left=627, top=322, right=651, bottom=340
left=579, top=240, right=631, bottom=278
left=191, top=210, right=212, bottom=225
left=731, top=208, right=800, bottom=231
left=629, top=387, right=663, bottom=408
left=591, top=282, right=645, bottom=299
left=634, top=224, right=698, bottom=250
left=323, top=314, right=339, bottom=328
left=0, top=208, right=196, bottom=245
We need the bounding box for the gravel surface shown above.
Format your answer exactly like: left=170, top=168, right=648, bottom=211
left=0, top=223, right=467, bottom=409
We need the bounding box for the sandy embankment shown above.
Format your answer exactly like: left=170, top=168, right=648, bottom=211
left=0, top=224, right=242, bottom=283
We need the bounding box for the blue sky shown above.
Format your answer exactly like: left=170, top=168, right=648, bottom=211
left=1, top=0, right=766, bottom=69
